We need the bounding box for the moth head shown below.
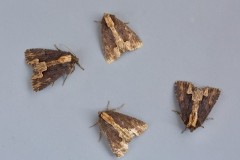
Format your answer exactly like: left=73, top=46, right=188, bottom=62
left=70, top=54, right=84, bottom=70
left=187, top=85, right=209, bottom=102
left=98, top=111, right=104, bottom=117
left=71, top=54, right=79, bottom=63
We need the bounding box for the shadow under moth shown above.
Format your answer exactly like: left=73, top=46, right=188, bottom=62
left=101, top=13, right=143, bottom=63
left=174, top=81, right=221, bottom=132
left=94, top=103, right=148, bottom=157
left=25, top=45, right=84, bottom=92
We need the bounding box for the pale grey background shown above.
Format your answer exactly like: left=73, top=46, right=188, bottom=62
left=0, top=0, right=240, bottom=159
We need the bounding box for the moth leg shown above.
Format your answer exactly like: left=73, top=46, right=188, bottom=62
left=90, top=121, right=99, bottom=128
left=90, top=122, right=103, bottom=141
left=62, top=67, right=75, bottom=86
left=181, top=127, right=187, bottom=134
left=173, top=110, right=188, bottom=133
left=197, top=119, right=205, bottom=128
left=89, top=121, right=102, bottom=141
left=62, top=74, right=68, bottom=86
left=98, top=130, right=103, bottom=141
left=206, top=117, right=214, bottom=121
left=69, top=65, right=75, bottom=74
left=94, top=20, right=101, bottom=23
left=172, top=110, right=181, bottom=115
left=51, top=82, right=54, bottom=86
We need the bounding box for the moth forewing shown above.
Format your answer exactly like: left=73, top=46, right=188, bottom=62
left=174, top=81, right=221, bottom=132
left=101, top=13, right=143, bottom=63
left=25, top=48, right=83, bottom=91
left=96, top=108, right=147, bottom=157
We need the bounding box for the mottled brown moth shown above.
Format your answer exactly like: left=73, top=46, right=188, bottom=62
left=25, top=45, right=84, bottom=91
left=94, top=103, right=148, bottom=157
left=101, top=13, right=143, bottom=63
left=174, top=81, right=221, bottom=132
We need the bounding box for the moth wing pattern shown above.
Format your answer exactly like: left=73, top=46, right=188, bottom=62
left=98, top=117, right=129, bottom=157
left=31, top=64, right=74, bottom=91
left=25, top=48, right=70, bottom=63
left=175, top=81, right=221, bottom=130
left=25, top=49, right=76, bottom=91
left=98, top=110, right=148, bottom=157
left=101, top=13, right=143, bottom=63
left=198, top=87, right=221, bottom=125
left=106, top=111, right=148, bottom=136
left=174, top=81, right=193, bottom=124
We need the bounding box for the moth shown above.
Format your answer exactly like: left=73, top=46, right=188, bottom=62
left=25, top=45, right=84, bottom=92
left=94, top=103, right=148, bottom=157
left=174, top=81, right=221, bottom=132
left=101, top=13, right=143, bottom=63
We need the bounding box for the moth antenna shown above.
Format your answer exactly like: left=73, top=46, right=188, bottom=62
left=60, top=44, right=76, bottom=56
left=62, top=64, right=76, bottom=85
left=54, top=44, right=77, bottom=56
left=76, top=62, right=84, bottom=70
left=54, top=44, right=61, bottom=51
left=106, top=101, right=111, bottom=110
left=111, top=103, right=125, bottom=112
left=116, top=104, right=125, bottom=110
left=60, top=44, right=85, bottom=71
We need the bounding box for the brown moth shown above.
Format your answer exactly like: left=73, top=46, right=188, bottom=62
left=25, top=45, right=84, bottom=92
left=174, top=81, right=221, bottom=132
left=94, top=103, right=148, bottom=157
left=101, top=13, right=143, bottom=63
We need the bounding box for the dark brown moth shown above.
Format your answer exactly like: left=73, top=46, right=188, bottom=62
left=101, top=13, right=143, bottom=63
left=174, top=81, right=221, bottom=132
left=25, top=45, right=84, bottom=92
left=94, top=103, right=148, bottom=157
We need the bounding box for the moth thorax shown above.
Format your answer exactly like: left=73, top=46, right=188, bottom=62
left=100, top=112, right=113, bottom=122
left=71, top=55, right=79, bottom=64
left=104, top=14, right=114, bottom=28
left=58, top=55, right=72, bottom=63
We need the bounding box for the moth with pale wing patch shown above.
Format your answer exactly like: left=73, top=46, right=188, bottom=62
left=174, top=81, right=221, bottom=132
left=25, top=45, right=84, bottom=92
left=101, top=13, right=143, bottom=63
left=93, top=102, right=148, bottom=157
